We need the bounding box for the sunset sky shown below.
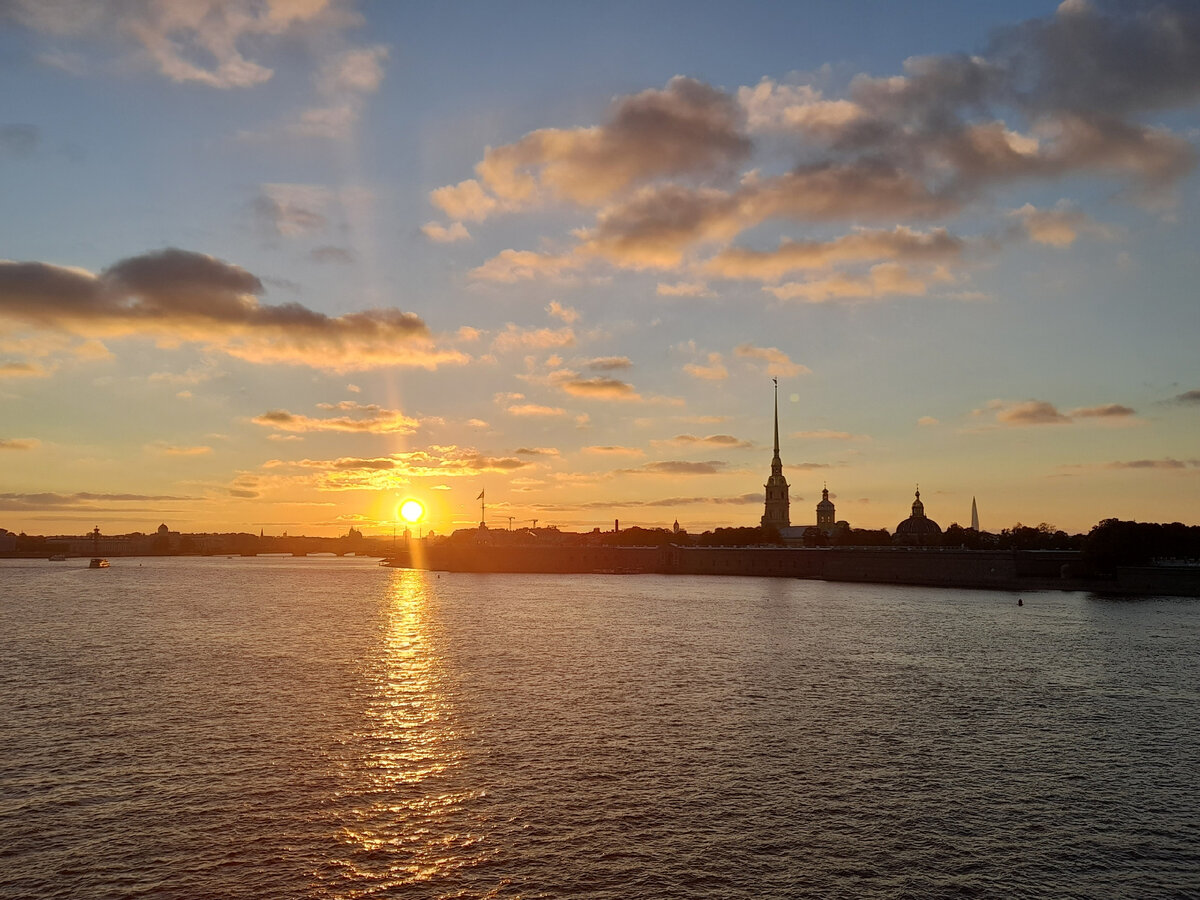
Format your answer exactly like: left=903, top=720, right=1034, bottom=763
left=2, top=0, right=1198, bottom=538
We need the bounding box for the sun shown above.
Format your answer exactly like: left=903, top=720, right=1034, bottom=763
left=399, top=499, right=425, bottom=524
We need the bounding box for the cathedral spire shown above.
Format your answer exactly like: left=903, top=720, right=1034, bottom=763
left=761, top=378, right=790, bottom=529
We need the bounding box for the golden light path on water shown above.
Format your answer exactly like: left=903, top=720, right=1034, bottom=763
left=331, top=570, right=494, bottom=894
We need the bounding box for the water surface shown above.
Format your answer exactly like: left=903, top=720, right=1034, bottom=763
left=2, top=557, right=1197, bottom=898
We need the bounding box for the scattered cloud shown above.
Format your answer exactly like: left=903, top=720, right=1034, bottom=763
left=432, top=4, right=1200, bottom=282
left=586, top=356, right=632, bottom=371
left=657, top=281, right=714, bottom=297
left=584, top=445, right=644, bottom=457
left=421, top=221, right=470, bottom=243
left=254, top=183, right=331, bottom=237
left=986, top=398, right=1136, bottom=426
left=655, top=434, right=752, bottom=449
left=0, top=438, right=39, bottom=450
left=918, top=416, right=939, bottom=426
left=1070, top=403, right=1135, bottom=419
left=431, top=76, right=750, bottom=220
left=0, top=490, right=196, bottom=510
left=734, top=343, right=810, bottom=377
left=547, top=301, right=579, bottom=323
left=709, top=226, right=964, bottom=282
left=252, top=403, right=420, bottom=435
left=993, top=399, right=1072, bottom=425
left=262, top=445, right=534, bottom=490
left=684, top=352, right=728, bottom=381
left=621, top=460, right=730, bottom=476
left=766, top=263, right=937, bottom=303
left=1009, top=202, right=1117, bottom=247
left=1105, top=458, right=1197, bottom=470
left=149, top=442, right=213, bottom=456
left=491, top=324, right=576, bottom=353
left=506, top=403, right=566, bottom=417
left=1173, top=389, right=1200, bottom=405
left=0, top=248, right=468, bottom=372
left=469, top=249, right=581, bottom=283
left=514, top=446, right=560, bottom=457
left=560, top=376, right=641, bottom=401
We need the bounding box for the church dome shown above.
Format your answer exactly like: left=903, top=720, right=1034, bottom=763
left=895, top=489, right=942, bottom=545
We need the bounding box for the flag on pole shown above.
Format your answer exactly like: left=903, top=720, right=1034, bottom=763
left=476, top=490, right=484, bottom=500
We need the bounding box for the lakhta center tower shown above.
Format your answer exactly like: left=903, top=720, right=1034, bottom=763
left=761, top=379, right=791, bottom=529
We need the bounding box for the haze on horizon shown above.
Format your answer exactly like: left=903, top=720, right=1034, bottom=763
left=1, top=0, right=1198, bottom=538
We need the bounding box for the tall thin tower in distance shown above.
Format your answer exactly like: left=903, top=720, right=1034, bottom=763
left=971, top=496, right=980, bottom=532
left=761, top=379, right=791, bottom=529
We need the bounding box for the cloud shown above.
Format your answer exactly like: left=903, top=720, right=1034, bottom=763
left=656, top=434, right=753, bottom=450
left=560, top=376, right=641, bottom=401
left=1104, top=458, right=1197, bottom=470
left=308, top=245, right=354, bottom=264
left=430, top=4, right=1200, bottom=275
left=586, top=356, right=632, bottom=371
left=431, top=76, right=750, bottom=220
left=421, top=221, right=470, bottom=243
left=0, top=438, right=39, bottom=450
left=6, top=0, right=352, bottom=89
left=316, top=44, right=387, bottom=96
left=739, top=78, right=865, bottom=136
left=1008, top=202, right=1116, bottom=247
left=0, top=490, right=195, bottom=510
left=766, top=263, right=937, bottom=303
left=0, top=360, right=53, bottom=378
left=684, top=352, right=728, bottom=381
left=491, top=324, right=576, bottom=353
left=469, top=249, right=581, bottom=283
left=514, top=446, right=560, bottom=457
left=622, top=460, right=730, bottom=476
left=261, top=446, right=535, bottom=492
left=506, top=403, right=566, bottom=417
left=657, top=281, right=715, bottom=297
left=0, top=248, right=468, bottom=372
left=708, top=226, right=964, bottom=282
left=547, top=301, right=579, bottom=323
left=254, top=183, right=331, bottom=237
left=252, top=404, right=420, bottom=435
left=150, top=442, right=212, bottom=456
left=584, top=445, right=644, bottom=457
left=988, top=398, right=1137, bottom=426
left=1173, top=389, right=1200, bottom=405
left=1070, top=403, right=1135, bottom=419
left=993, top=399, right=1072, bottom=425
left=733, top=343, right=810, bottom=377
left=918, top=416, right=940, bottom=426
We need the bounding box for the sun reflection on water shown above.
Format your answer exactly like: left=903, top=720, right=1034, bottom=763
left=326, top=569, right=495, bottom=895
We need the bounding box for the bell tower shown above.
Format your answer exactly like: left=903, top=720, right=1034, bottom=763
left=761, top=379, right=790, bottom=529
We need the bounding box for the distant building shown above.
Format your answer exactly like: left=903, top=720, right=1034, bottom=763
left=816, top=485, right=836, bottom=529
left=971, top=496, right=980, bottom=532
left=895, top=488, right=943, bottom=546
left=780, top=485, right=847, bottom=543
left=761, top=380, right=791, bottom=530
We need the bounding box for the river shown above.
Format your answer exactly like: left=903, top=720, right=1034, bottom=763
left=2, top=557, right=1197, bottom=898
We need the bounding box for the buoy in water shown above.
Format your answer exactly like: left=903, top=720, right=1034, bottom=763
left=1018, top=598, right=1023, bottom=606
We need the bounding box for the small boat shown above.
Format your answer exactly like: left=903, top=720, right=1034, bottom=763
left=89, top=558, right=110, bottom=568
left=49, top=554, right=67, bottom=561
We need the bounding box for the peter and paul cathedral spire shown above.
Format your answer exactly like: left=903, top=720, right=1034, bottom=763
left=761, top=379, right=791, bottom=529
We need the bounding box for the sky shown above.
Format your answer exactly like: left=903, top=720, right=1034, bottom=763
left=1, top=0, right=1198, bottom=538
